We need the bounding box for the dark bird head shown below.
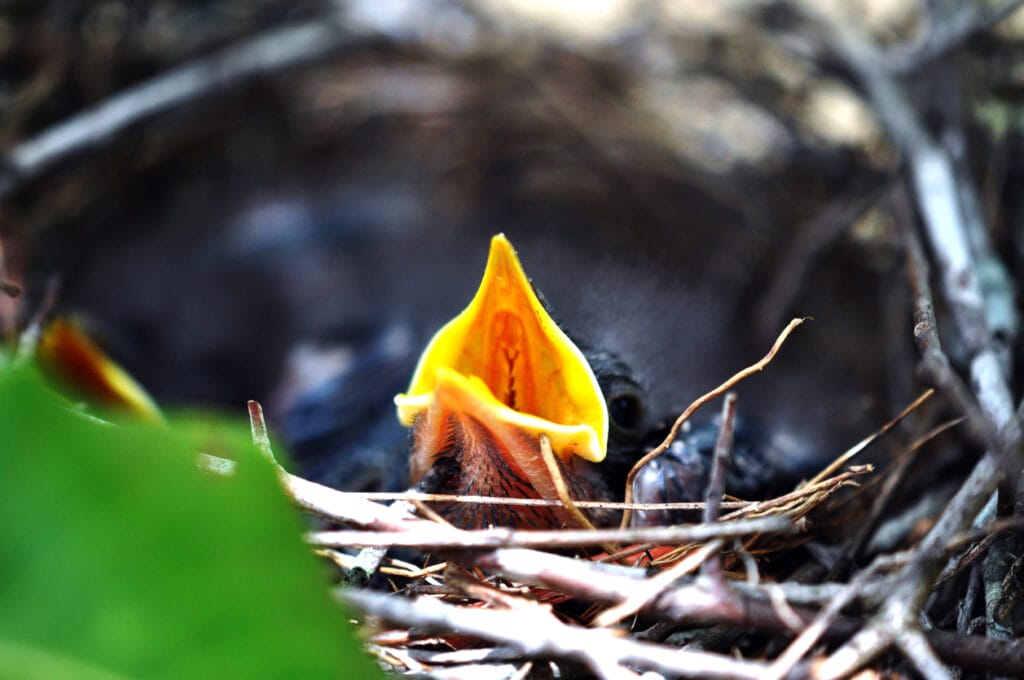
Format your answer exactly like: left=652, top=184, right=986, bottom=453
left=395, top=234, right=638, bottom=529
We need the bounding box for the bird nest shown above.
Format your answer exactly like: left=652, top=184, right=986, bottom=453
left=244, top=320, right=1016, bottom=678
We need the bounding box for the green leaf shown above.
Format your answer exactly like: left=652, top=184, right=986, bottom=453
left=0, top=367, right=381, bottom=679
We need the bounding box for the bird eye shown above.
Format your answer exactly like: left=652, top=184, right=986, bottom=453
left=585, top=349, right=647, bottom=440
left=608, top=389, right=644, bottom=435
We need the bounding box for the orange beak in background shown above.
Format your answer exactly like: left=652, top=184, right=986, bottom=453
left=395, top=234, right=608, bottom=529
left=38, top=318, right=163, bottom=423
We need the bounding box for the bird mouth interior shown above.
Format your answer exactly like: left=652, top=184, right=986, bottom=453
left=394, top=234, right=608, bottom=491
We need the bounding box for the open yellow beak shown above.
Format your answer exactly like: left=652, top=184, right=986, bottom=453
left=394, top=234, right=607, bottom=490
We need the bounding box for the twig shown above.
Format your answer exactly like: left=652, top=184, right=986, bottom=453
left=803, top=389, right=933, bottom=487
left=341, top=589, right=771, bottom=680
left=0, top=19, right=356, bottom=200
left=248, top=400, right=408, bottom=587
left=14, top=275, right=60, bottom=363
left=886, top=0, right=1024, bottom=73
left=701, top=393, right=737, bottom=590
left=902, top=218, right=995, bottom=449
left=765, top=553, right=902, bottom=680
left=703, top=394, right=738, bottom=526
left=957, top=562, right=982, bottom=633
left=848, top=416, right=965, bottom=564
left=538, top=433, right=595, bottom=530
left=314, top=504, right=1024, bottom=677
left=805, top=1, right=1015, bottom=451
left=621, top=318, right=806, bottom=528
left=654, top=575, right=1024, bottom=676
left=721, top=467, right=871, bottom=521
left=593, top=540, right=723, bottom=627
left=241, top=399, right=1022, bottom=675
left=336, top=492, right=745, bottom=512
left=308, top=516, right=797, bottom=551
left=246, top=401, right=275, bottom=462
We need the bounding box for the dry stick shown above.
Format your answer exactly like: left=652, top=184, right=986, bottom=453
left=720, top=467, right=871, bottom=522
left=0, top=19, right=356, bottom=200
left=278, top=464, right=796, bottom=555
left=246, top=401, right=416, bottom=584
left=247, top=401, right=274, bottom=461
left=592, top=539, right=722, bottom=627
left=318, top=550, right=448, bottom=579
left=481, top=543, right=1024, bottom=675
left=905, top=211, right=1022, bottom=630
left=804, top=389, right=933, bottom=487
left=308, top=516, right=795, bottom=551
left=537, top=433, right=624, bottom=557
left=701, top=393, right=738, bottom=589
left=789, top=0, right=1012, bottom=454
left=957, top=562, right=983, bottom=634
left=608, top=467, right=869, bottom=567
left=904, top=219, right=999, bottom=451
left=765, top=553, right=903, bottom=680
left=655, top=581, right=1024, bottom=678
left=538, top=433, right=596, bottom=531
left=848, top=417, right=966, bottom=563
left=886, top=0, right=1024, bottom=73
left=598, top=464, right=864, bottom=565
left=341, top=589, right=770, bottom=680
left=656, top=575, right=1024, bottom=676
left=620, top=318, right=806, bottom=528
left=340, top=492, right=740, bottom=512
left=703, top=394, right=738, bottom=527
left=813, top=207, right=998, bottom=679
left=14, top=275, right=60, bottom=363
left=598, top=466, right=864, bottom=566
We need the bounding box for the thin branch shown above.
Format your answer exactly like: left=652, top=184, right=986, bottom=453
left=621, top=318, right=806, bottom=528
left=804, top=389, right=933, bottom=487
left=886, top=0, right=1024, bottom=73
left=848, top=416, right=965, bottom=564
left=14, top=275, right=60, bottom=363
left=765, top=554, right=900, bottom=680
left=330, top=492, right=744, bottom=512
left=701, top=393, right=738, bottom=589
left=703, top=394, right=738, bottom=525
left=246, top=400, right=275, bottom=463
left=538, top=433, right=596, bottom=531
left=593, top=540, right=723, bottom=627
left=308, top=516, right=796, bottom=551
left=903, top=211, right=1002, bottom=450
left=341, top=589, right=771, bottom=680
left=0, top=19, right=356, bottom=200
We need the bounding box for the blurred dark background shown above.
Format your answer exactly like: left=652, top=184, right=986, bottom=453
left=3, top=0, right=1022, bottom=489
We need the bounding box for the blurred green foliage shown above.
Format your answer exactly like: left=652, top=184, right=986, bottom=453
left=0, top=367, right=381, bottom=679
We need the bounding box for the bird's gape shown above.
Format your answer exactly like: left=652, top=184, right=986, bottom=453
left=395, top=235, right=611, bottom=529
